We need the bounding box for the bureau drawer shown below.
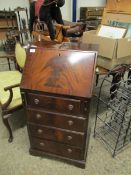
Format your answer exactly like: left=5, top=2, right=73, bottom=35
left=28, top=124, right=85, bottom=147
left=27, top=93, right=81, bottom=115
left=30, top=137, right=84, bottom=160
left=27, top=108, right=87, bottom=132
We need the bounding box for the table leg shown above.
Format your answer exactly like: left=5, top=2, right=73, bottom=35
left=7, top=57, right=11, bottom=70
left=128, top=67, right=131, bottom=85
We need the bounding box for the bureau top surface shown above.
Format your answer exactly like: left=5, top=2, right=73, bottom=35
left=21, top=43, right=97, bottom=98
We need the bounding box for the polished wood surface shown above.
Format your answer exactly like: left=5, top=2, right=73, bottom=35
left=30, top=137, right=83, bottom=160
left=21, top=41, right=97, bottom=168
left=27, top=108, right=87, bottom=132
left=21, top=46, right=97, bottom=98
left=28, top=123, right=85, bottom=147
left=27, top=93, right=90, bottom=116
left=33, top=41, right=98, bottom=52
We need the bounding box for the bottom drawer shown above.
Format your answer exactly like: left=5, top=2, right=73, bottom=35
left=30, top=137, right=84, bottom=160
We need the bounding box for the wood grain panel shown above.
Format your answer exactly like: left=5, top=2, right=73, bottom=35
left=27, top=108, right=87, bottom=132
left=27, top=93, right=82, bottom=115
left=21, top=48, right=97, bottom=98
left=28, top=123, right=85, bottom=147
left=30, top=137, right=83, bottom=160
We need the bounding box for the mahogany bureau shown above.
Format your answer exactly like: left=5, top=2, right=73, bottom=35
left=20, top=42, right=97, bottom=168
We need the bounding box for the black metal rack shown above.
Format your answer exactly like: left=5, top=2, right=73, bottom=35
left=94, top=64, right=131, bottom=157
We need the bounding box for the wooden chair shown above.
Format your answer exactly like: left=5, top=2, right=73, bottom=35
left=0, top=42, right=26, bottom=142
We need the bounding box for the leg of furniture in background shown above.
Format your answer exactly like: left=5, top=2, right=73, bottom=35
left=110, top=66, right=127, bottom=99
left=0, top=55, right=15, bottom=70
left=7, top=57, right=11, bottom=70
left=95, top=66, right=109, bottom=86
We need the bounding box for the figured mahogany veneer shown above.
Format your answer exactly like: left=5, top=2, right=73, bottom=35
left=27, top=108, right=86, bottom=132
left=28, top=124, right=85, bottom=147
left=30, top=137, right=83, bottom=160
left=20, top=41, right=97, bottom=168
left=21, top=46, right=96, bottom=98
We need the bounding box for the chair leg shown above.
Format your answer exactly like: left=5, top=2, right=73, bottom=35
left=2, top=115, right=13, bottom=143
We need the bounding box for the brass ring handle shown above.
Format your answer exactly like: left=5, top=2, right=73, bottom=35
left=34, top=98, right=39, bottom=104
left=67, top=135, right=72, bottom=141
left=36, top=113, right=41, bottom=119
left=40, top=142, right=45, bottom=146
left=67, top=148, right=72, bottom=153
left=68, top=104, right=74, bottom=111
left=37, top=129, right=43, bottom=134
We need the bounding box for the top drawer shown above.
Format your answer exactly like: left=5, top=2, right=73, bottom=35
left=27, top=93, right=82, bottom=115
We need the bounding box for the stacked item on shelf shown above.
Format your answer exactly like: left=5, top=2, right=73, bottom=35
left=0, top=9, right=18, bottom=40
left=0, top=7, right=30, bottom=52
left=80, top=7, right=104, bottom=30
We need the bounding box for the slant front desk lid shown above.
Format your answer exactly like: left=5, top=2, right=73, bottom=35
left=21, top=46, right=97, bottom=98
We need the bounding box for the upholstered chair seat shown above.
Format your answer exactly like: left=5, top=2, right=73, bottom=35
left=0, top=71, right=22, bottom=109
left=0, top=42, right=26, bottom=142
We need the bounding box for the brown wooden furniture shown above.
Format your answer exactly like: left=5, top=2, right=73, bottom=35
left=95, top=66, right=109, bottom=86
left=20, top=42, right=97, bottom=168
left=0, top=52, right=15, bottom=70
left=80, top=7, right=104, bottom=29
left=0, top=43, right=26, bottom=142
left=0, top=10, right=18, bottom=40
left=80, top=7, right=104, bottom=19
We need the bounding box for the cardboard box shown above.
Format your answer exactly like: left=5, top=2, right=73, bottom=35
left=82, top=30, right=131, bottom=70
left=81, top=10, right=131, bottom=70
left=102, top=11, right=131, bottom=24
